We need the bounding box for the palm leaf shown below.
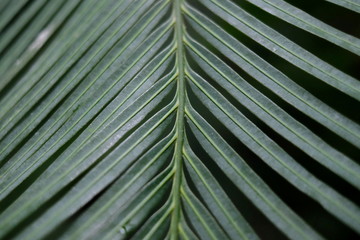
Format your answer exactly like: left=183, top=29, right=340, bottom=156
left=0, top=0, right=359, bottom=239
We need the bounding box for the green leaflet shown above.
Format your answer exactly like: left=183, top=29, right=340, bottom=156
left=325, top=0, right=360, bottom=13
left=0, top=0, right=359, bottom=239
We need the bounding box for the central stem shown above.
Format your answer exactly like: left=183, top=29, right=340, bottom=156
left=170, top=0, right=185, bottom=239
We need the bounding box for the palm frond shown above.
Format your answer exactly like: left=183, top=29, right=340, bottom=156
left=0, top=0, right=359, bottom=239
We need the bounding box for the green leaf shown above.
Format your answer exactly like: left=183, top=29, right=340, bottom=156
left=0, top=0, right=359, bottom=239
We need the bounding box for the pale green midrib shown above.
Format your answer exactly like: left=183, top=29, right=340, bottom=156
left=170, top=0, right=186, bottom=239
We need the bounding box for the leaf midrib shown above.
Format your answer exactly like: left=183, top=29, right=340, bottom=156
left=170, top=0, right=186, bottom=239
